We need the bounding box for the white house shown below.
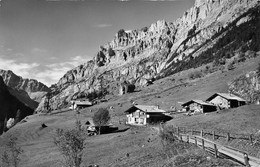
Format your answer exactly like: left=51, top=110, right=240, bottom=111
left=124, top=105, right=170, bottom=125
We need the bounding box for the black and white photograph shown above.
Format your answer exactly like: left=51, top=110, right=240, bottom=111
left=0, top=0, right=260, bottom=166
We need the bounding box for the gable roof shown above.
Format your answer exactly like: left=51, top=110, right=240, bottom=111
left=125, top=105, right=166, bottom=114
left=182, top=100, right=216, bottom=107
left=206, top=93, right=246, bottom=102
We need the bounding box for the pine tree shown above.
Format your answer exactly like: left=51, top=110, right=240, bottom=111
left=3, top=116, right=8, bottom=132
left=14, top=109, right=21, bottom=125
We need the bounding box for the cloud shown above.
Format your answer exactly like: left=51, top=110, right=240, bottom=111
left=34, top=55, right=90, bottom=86
left=0, top=57, right=40, bottom=77
left=0, top=55, right=90, bottom=87
left=94, top=24, right=113, bottom=28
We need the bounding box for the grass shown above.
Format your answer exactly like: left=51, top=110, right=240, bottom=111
left=159, top=125, right=241, bottom=167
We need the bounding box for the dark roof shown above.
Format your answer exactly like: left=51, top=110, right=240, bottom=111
left=206, top=93, right=246, bottom=102
left=182, top=100, right=216, bottom=107
left=125, top=105, right=166, bottom=114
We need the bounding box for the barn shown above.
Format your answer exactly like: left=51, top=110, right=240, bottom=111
left=182, top=100, right=217, bottom=113
left=206, top=93, right=246, bottom=109
left=125, top=105, right=171, bottom=125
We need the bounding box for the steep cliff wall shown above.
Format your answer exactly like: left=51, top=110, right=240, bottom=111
left=0, top=76, right=34, bottom=135
left=36, top=0, right=260, bottom=112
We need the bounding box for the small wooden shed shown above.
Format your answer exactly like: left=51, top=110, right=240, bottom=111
left=125, top=105, right=171, bottom=125
left=206, top=93, right=246, bottom=109
left=182, top=100, right=217, bottom=113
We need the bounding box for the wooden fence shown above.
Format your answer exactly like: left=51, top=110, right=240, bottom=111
left=169, top=126, right=260, bottom=167
left=171, top=126, right=260, bottom=145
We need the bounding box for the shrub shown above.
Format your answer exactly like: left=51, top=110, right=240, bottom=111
left=54, top=120, right=86, bottom=167
left=159, top=125, right=192, bottom=158
left=228, top=61, right=235, bottom=70
left=1, top=136, right=23, bottom=167
left=188, top=70, right=203, bottom=80
left=93, top=108, right=111, bottom=135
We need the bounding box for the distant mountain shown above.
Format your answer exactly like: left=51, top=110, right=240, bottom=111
left=0, top=76, right=34, bottom=135
left=0, top=69, right=50, bottom=109
left=37, top=0, right=260, bottom=112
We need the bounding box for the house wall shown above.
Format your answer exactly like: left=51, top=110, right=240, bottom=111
left=126, top=110, right=147, bottom=125
left=203, top=105, right=217, bottom=113
left=209, top=96, right=230, bottom=109
left=188, top=103, right=203, bottom=113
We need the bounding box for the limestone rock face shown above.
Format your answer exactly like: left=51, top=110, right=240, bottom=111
left=0, top=69, right=50, bottom=109
left=36, top=0, right=260, bottom=112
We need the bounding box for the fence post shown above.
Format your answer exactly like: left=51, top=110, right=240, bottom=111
left=227, top=133, right=230, bottom=141
left=201, top=130, right=203, bottom=137
left=249, top=135, right=253, bottom=145
left=244, top=153, right=250, bottom=167
left=187, top=135, right=189, bottom=143
left=180, top=135, right=182, bottom=142
left=214, top=144, right=218, bottom=158
left=202, top=139, right=205, bottom=150
left=195, top=136, right=197, bottom=146
left=213, top=131, right=215, bottom=140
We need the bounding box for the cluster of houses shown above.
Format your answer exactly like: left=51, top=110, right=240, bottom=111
left=124, top=93, right=246, bottom=126
left=68, top=91, right=246, bottom=126
left=182, top=93, right=246, bottom=113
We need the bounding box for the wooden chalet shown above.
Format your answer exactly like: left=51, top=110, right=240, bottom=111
left=182, top=100, right=217, bottom=113
left=125, top=105, right=171, bottom=125
left=206, top=93, right=246, bottom=109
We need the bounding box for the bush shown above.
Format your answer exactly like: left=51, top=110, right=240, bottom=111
left=54, top=120, right=86, bottom=167
left=188, top=70, right=203, bottom=80
left=228, top=61, right=235, bottom=70
left=1, top=136, right=23, bottom=167
left=159, top=125, right=192, bottom=158
left=93, top=108, right=111, bottom=135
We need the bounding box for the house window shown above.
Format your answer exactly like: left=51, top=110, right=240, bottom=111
left=140, top=118, right=144, bottom=124
left=135, top=118, right=138, bottom=123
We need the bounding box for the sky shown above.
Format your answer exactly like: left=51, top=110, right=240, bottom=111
left=0, top=0, right=194, bottom=86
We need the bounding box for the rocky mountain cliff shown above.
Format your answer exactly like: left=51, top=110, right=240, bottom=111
left=36, top=0, right=260, bottom=112
left=0, top=69, right=50, bottom=109
left=0, top=76, right=34, bottom=135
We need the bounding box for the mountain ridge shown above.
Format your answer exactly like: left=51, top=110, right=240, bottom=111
left=0, top=69, right=50, bottom=109
left=36, top=0, right=260, bottom=112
